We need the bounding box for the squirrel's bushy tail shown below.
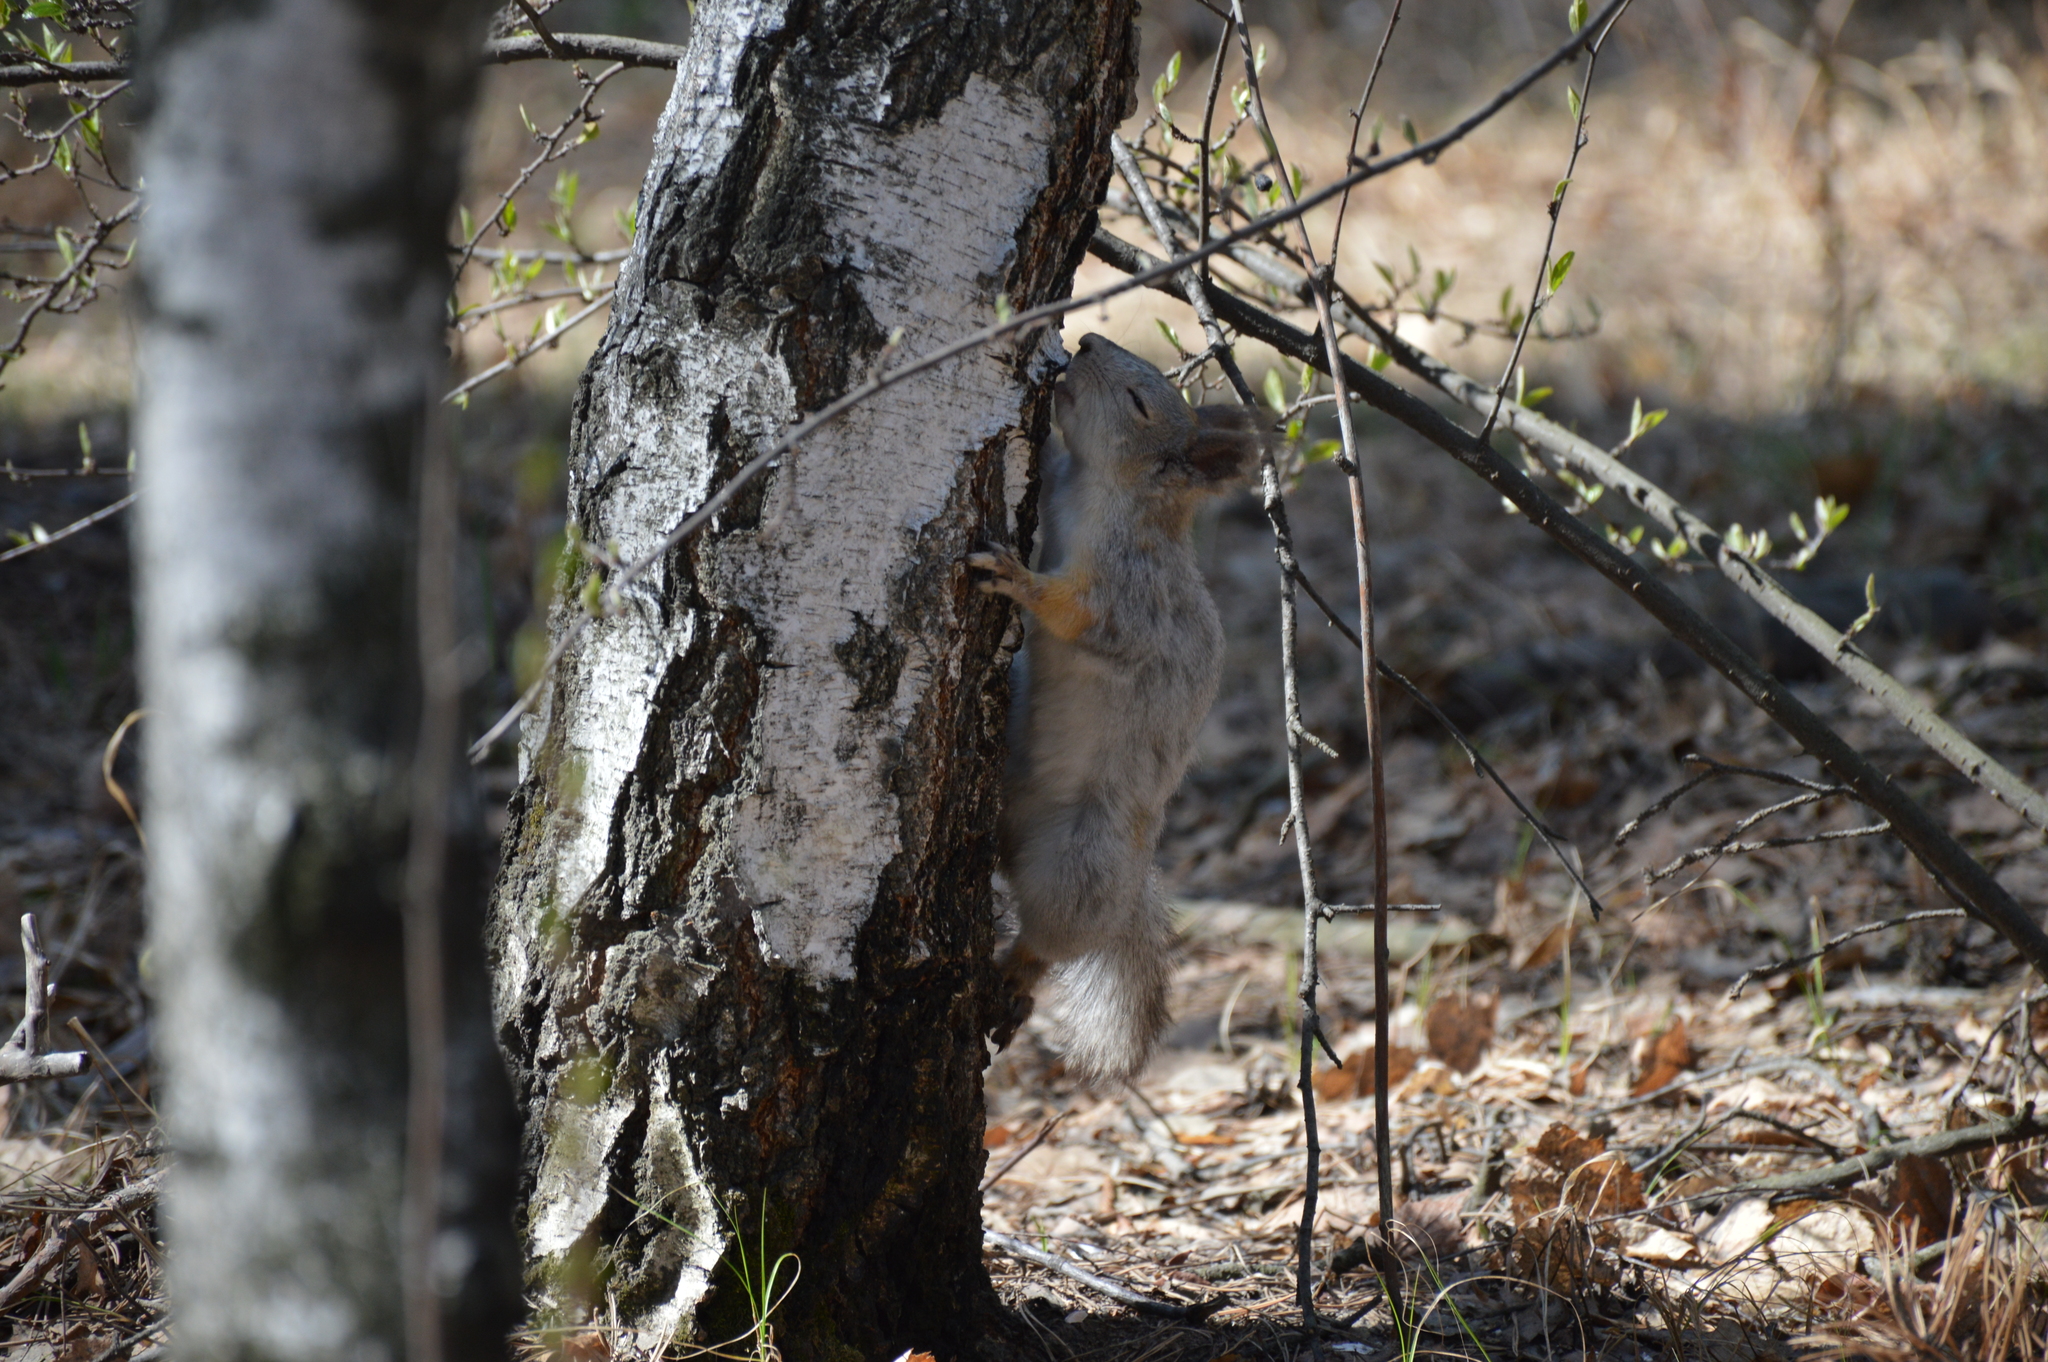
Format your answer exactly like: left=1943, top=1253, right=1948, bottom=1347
left=1045, top=878, right=1174, bottom=1083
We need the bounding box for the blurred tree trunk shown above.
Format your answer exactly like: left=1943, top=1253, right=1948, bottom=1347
left=133, top=2, right=518, bottom=1360
left=487, top=0, right=1135, bottom=1354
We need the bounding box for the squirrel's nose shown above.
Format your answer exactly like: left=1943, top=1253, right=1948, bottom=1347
left=1077, top=333, right=1104, bottom=353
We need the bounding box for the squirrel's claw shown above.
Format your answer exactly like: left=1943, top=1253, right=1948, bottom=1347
left=966, top=545, right=1025, bottom=595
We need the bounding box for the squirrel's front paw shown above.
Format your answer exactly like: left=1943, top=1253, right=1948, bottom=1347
left=966, top=544, right=1027, bottom=596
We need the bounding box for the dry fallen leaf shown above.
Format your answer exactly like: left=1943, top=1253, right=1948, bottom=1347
left=1625, top=1227, right=1704, bottom=1267
left=1530, top=1121, right=1608, bottom=1172
left=1630, top=1017, right=1696, bottom=1097
left=1313, top=1045, right=1417, bottom=1100
left=1889, top=1152, right=1955, bottom=1248
left=1563, top=1152, right=1646, bottom=1217
left=1425, top=993, right=1496, bottom=1073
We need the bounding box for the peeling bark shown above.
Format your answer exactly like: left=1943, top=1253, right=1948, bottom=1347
left=487, top=0, right=1137, bottom=1353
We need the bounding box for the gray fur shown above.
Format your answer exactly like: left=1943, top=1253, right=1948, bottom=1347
left=970, top=334, right=1259, bottom=1081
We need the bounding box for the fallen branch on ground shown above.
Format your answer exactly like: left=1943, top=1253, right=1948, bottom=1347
left=1678, top=1106, right=2048, bottom=1207
left=983, top=1229, right=1226, bottom=1321
left=0, top=914, right=89, bottom=1084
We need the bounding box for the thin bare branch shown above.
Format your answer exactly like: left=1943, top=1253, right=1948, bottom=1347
left=1479, top=3, right=1625, bottom=444
left=444, top=291, right=613, bottom=403
left=0, top=33, right=687, bottom=89
left=0, top=491, right=136, bottom=565
left=983, top=1230, right=1224, bottom=1321
left=0, top=915, right=89, bottom=1083
left=1285, top=559, right=1608, bottom=918
left=1729, top=910, right=1967, bottom=999
left=1085, top=226, right=2048, bottom=983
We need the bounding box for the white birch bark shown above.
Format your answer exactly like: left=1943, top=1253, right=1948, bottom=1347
left=133, top=3, right=517, bottom=1358
left=487, top=0, right=1137, bottom=1352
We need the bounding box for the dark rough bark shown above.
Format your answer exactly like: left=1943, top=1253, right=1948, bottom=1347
left=486, top=1, right=1138, bottom=1356
left=133, top=2, right=518, bottom=1358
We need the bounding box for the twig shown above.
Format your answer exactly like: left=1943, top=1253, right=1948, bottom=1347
left=1647, top=820, right=1890, bottom=884
left=0, top=1172, right=160, bottom=1310
left=511, top=0, right=570, bottom=61
left=1134, top=176, right=2048, bottom=836
left=1284, top=560, right=1607, bottom=918
left=0, top=59, right=126, bottom=87
left=1728, top=910, right=1966, bottom=999
left=983, top=1230, right=1225, bottom=1321
left=65, top=1016, right=152, bottom=1118
left=457, top=0, right=1642, bottom=764
left=1478, top=2, right=1625, bottom=445
left=0, top=33, right=688, bottom=89
left=0, top=915, right=89, bottom=1083
left=1226, top=0, right=1402, bottom=1324
left=1615, top=754, right=1848, bottom=850
left=0, top=491, right=135, bottom=565
left=1664, top=1106, right=2048, bottom=1209
left=448, top=65, right=626, bottom=286
left=1330, top=0, right=1404, bottom=264
left=980, top=1112, right=1069, bottom=1193
left=443, top=291, right=613, bottom=403
left=1085, top=226, right=2048, bottom=983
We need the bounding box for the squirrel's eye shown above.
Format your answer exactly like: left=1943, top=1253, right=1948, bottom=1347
left=1126, top=389, right=1150, bottom=420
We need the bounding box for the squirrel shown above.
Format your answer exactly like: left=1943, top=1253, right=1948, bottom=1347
left=970, top=333, right=1263, bottom=1082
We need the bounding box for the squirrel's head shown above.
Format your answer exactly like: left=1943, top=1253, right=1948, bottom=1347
left=1054, top=333, right=1264, bottom=497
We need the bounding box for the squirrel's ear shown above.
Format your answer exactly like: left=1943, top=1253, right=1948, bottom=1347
left=1182, top=405, right=1268, bottom=486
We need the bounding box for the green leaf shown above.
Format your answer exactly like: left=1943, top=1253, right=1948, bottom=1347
left=1284, top=417, right=1304, bottom=442
left=1400, top=115, right=1418, bottom=147
left=993, top=293, right=1013, bottom=324
left=1787, top=511, right=1807, bottom=541
left=498, top=200, right=517, bottom=233
left=26, top=0, right=62, bottom=16
left=1567, top=87, right=1581, bottom=119
left=1368, top=348, right=1392, bottom=372
left=614, top=206, right=638, bottom=243
left=459, top=206, right=475, bottom=242
left=578, top=121, right=600, bottom=144
left=1547, top=249, right=1575, bottom=294
left=1304, top=440, right=1342, bottom=464
left=1522, top=386, right=1553, bottom=407
left=1262, top=368, right=1286, bottom=411
left=1255, top=42, right=1269, bottom=75
left=1623, top=397, right=1666, bottom=445
left=1553, top=177, right=1572, bottom=203
left=1155, top=318, right=1183, bottom=352
left=1166, top=50, right=1182, bottom=90
left=1569, top=0, right=1588, bottom=32
left=550, top=170, right=580, bottom=213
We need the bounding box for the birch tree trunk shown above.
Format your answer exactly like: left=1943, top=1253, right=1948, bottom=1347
left=487, top=1, right=1136, bottom=1353
left=134, top=2, right=518, bottom=1358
